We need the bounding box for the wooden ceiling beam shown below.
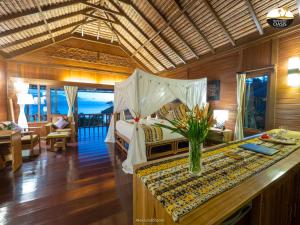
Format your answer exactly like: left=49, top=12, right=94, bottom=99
left=32, top=0, right=55, bottom=43
left=199, top=0, right=235, bottom=46
left=244, top=0, right=263, bottom=35
left=112, top=27, right=158, bottom=72
left=146, top=0, right=199, bottom=59
left=80, top=1, right=124, bottom=17
left=6, top=33, right=72, bottom=59
left=130, top=0, right=197, bottom=58
left=1, top=19, right=96, bottom=49
left=297, top=0, right=300, bottom=16
left=173, top=0, right=215, bottom=53
left=0, top=9, right=92, bottom=38
left=109, top=0, right=175, bottom=69
left=82, top=12, right=120, bottom=24
left=0, top=0, right=82, bottom=24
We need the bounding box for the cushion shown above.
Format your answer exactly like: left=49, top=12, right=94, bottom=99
left=21, top=134, right=39, bottom=144
left=157, top=105, right=169, bottom=119
left=0, top=121, right=22, bottom=131
left=173, top=104, right=188, bottom=120
left=53, top=118, right=69, bottom=129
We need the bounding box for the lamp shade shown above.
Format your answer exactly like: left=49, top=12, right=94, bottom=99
left=287, top=57, right=300, bottom=87
left=213, top=110, right=229, bottom=123
left=17, top=93, right=34, bottom=105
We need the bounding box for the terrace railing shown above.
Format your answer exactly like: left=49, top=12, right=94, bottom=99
left=78, top=113, right=112, bottom=128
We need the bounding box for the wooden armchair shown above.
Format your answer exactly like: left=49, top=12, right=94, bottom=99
left=45, top=115, right=76, bottom=143
left=21, top=127, right=41, bottom=156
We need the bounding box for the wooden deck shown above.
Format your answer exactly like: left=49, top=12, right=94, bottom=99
left=0, top=128, right=133, bottom=225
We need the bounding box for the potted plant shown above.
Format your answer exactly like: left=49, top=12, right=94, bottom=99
left=157, top=104, right=215, bottom=175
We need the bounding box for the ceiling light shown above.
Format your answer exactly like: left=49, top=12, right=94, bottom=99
left=267, top=7, right=294, bottom=28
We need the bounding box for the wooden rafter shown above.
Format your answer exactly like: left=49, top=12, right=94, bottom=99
left=1, top=19, right=96, bottom=50
left=109, top=12, right=166, bottom=71
left=199, top=0, right=235, bottom=46
left=130, top=0, right=197, bottom=58
left=32, top=0, right=55, bottom=43
left=101, top=15, right=150, bottom=72
left=6, top=33, right=72, bottom=58
left=298, top=0, right=300, bottom=16
left=0, top=9, right=92, bottom=38
left=109, top=0, right=175, bottom=69
left=173, top=0, right=215, bottom=53
left=0, top=0, right=82, bottom=24
left=146, top=0, right=199, bottom=59
left=80, top=1, right=124, bottom=17
left=82, top=12, right=120, bottom=24
left=104, top=6, right=161, bottom=71
left=244, top=0, right=263, bottom=35
left=112, top=27, right=158, bottom=72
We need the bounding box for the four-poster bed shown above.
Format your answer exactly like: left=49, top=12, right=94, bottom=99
left=105, top=69, right=207, bottom=173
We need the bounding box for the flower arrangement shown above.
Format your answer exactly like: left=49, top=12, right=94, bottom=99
left=157, top=104, right=215, bottom=175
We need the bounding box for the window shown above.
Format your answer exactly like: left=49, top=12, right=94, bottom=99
left=244, top=75, right=269, bottom=131
left=50, top=88, right=68, bottom=115
left=25, top=84, right=47, bottom=122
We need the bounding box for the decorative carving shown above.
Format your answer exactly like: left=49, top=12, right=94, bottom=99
left=50, top=46, right=133, bottom=68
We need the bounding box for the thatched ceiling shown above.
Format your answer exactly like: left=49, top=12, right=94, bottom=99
left=0, top=0, right=299, bottom=73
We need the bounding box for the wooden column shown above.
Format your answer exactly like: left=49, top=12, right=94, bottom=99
left=0, top=57, right=8, bottom=121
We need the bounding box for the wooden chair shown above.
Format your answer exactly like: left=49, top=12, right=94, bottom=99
left=45, top=115, right=76, bottom=143
left=21, top=127, right=41, bottom=156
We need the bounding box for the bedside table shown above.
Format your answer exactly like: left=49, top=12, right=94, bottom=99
left=206, top=127, right=233, bottom=144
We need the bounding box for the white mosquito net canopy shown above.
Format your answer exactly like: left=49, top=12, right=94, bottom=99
left=105, top=69, right=207, bottom=173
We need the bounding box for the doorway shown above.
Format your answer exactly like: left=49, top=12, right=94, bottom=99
left=77, top=88, right=114, bottom=140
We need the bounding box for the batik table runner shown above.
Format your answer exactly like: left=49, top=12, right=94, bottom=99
left=136, top=131, right=300, bottom=222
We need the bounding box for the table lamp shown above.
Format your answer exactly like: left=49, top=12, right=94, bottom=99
left=17, top=93, right=34, bottom=129
left=213, top=110, right=229, bottom=130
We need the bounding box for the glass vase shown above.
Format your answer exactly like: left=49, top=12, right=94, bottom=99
left=189, top=140, right=203, bottom=176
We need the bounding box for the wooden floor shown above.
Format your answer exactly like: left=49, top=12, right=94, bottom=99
left=0, top=127, right=133, bottom=225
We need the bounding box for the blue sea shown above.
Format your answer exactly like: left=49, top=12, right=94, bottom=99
left=26, top=90, right=114, bottom=118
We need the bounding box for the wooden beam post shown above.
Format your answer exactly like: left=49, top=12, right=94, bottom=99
left=145, top=0, right=200, bottom=59
left=244, top=0, right=263, bottom=35
left=199, top=0, right=235, bottom=46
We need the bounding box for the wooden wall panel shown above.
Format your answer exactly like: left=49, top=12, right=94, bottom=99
left=275, top=30, right=300, bottom=131
left=242, top=40, right=272, bottom=71
left=162, top=34, right=300, bottom=132
left=188, top=54, right=239, bottom=130
left=0, top=57, right=7, bottom=121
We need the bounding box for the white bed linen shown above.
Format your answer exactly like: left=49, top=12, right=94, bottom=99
left=116, top=118, right=183, bottom=142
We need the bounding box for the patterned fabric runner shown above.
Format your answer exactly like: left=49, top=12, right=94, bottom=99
left=136, top=132, right=300, bottom=222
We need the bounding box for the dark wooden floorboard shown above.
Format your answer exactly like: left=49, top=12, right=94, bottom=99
left=0, top=128, right=132, bottom=225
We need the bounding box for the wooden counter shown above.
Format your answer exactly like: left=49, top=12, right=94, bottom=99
left=133, top=137, right=300, bottom=225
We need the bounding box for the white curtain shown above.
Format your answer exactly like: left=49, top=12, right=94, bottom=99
left=234, top=73, right=246, bottom=140
left=64, top=86, right=78, bottom=117
left=105, top=69, right=207, bottom=174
